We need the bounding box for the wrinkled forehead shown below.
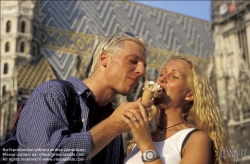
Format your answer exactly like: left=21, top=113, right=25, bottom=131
left=124, top=40, right=147, bottom=58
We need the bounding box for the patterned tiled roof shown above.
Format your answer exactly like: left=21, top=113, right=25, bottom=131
left=18, top=57, right=56, bottom=92
left=39, top=1, right=213, bottom=80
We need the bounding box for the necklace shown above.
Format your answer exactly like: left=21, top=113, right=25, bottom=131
left=156, top=122, right=185, bottom=139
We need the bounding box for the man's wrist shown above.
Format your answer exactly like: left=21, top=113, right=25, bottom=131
left=104, top=116, right=122, bottom=136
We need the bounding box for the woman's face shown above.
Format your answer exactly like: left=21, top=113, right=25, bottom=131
left=154, top=59, right=192, bottom=109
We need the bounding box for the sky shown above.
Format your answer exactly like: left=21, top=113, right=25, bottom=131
left=131, top=1, right=211, bottom=22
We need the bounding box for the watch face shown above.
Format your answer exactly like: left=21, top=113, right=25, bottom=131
left=145, top=151, right=155, bottom=160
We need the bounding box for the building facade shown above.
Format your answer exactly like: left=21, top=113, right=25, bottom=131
left=211, top=1, right=250, bottom=163
left=0, top=0, right=39, bottom=139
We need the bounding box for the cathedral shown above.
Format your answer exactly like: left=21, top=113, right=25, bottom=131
left=211, top=1, right=250, bottom=163
left=0, top=0, right=250, bottom=163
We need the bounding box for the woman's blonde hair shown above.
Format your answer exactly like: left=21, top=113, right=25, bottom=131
left=165, top=56, right=229, bottom=164
left=88, top=32, right=149, bottom=76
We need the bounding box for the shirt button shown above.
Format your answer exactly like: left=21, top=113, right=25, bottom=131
left=82, top=119, right=85, bottom=123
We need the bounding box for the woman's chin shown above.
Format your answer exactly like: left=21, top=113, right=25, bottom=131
left=153, top=97, right=162, bottom=106
left=154, top=97, right=171, bottom=109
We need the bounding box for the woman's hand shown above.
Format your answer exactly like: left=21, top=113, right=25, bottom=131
left=121, top=102, right=154, bottom=151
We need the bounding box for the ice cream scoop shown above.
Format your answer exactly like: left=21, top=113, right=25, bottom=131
left=142, top=81, right=162, bottom=101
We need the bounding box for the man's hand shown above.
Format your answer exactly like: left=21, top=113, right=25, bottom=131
left=89, top=99, right=153, bottom=157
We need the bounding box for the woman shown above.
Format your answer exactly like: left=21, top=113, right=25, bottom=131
left=122, top=56, right=228, bottom=164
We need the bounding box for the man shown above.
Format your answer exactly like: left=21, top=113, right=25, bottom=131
left=16, top=33, right=153, bottom=164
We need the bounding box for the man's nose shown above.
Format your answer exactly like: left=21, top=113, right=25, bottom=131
left=135, top=64, right=145, bottom=77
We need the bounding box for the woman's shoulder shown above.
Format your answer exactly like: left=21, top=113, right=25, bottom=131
left=183, top=130, right=212, bottom=153
left=188, top=130, right=212, bottom=143
left=181, top=130, right=213, bottom=163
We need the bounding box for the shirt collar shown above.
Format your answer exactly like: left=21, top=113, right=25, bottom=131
left=67, top=76, right=91, bottom=97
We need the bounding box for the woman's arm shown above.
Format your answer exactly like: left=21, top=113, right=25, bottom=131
left=122, top=103, right=163, bottom=164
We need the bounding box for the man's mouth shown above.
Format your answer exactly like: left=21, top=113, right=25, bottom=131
left=128, top=77, right=139, bottom=84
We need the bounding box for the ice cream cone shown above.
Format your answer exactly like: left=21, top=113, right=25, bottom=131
left=141, top=81, right=162, bottom=121
left=142, top=89, right=155, bottom=101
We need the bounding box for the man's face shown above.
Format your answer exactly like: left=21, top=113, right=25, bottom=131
left=105, top=40, right=147, bottom=95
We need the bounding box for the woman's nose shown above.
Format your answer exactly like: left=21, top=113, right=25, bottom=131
left=158, top=75, right=167, bottom=83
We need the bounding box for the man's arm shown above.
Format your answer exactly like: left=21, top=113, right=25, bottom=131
left=17, top=81, right=153, bottom=162
left=90, top=100, right=153, bottom=157
left=17, top=82, right=93, bottom=163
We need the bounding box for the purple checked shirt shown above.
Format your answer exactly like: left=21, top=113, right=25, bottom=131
left=16, top=77, right=123, bottom=164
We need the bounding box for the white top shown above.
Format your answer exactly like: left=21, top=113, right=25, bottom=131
left=123, top=128, right=195, bottom=164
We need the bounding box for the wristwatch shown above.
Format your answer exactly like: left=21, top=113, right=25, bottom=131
left=141, top=150, right=160, bottom=162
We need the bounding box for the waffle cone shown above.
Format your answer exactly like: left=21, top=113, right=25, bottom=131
left=142, top=89, right=154, bottom=101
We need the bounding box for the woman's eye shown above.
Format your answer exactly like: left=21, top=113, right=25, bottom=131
left=172, top=76, right=178, bottom=79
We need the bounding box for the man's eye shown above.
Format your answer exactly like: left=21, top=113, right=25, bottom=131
left=129, top=59, right=137, bottom=64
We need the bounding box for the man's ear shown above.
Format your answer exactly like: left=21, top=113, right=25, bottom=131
left=99, top=52, right=109, bottom=67
left=184, top=92, right=194, bottom=101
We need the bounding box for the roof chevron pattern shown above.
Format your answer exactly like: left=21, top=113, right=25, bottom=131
left=40, top=49, right=75, bottom=80
left=39, top=1, right=213, bottom=79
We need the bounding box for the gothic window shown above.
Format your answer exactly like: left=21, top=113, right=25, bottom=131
left=2, top=86, right=6, bottom=96
left=5, top=42, right=10, bottom=52
left=32, top=45, right=37, bottom=56
left=6, top=21, right=11, bottom=33
left=21, top=21, right=25, bottom=33
left=4, top=63, right=8, bottom=74
left=238, top=28, right=249, bottom=63
left=33, top=26, right=37, bottom=36
left=20, top=42, right=25, bottom=53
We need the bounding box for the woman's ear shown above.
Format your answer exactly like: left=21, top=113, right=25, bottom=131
left=99, top=52, right=109, bottom=67
left=184, top=92, right=194, bottom=101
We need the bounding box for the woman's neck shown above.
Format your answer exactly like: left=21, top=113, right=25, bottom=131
left=156, top=108, right=185, bottom=127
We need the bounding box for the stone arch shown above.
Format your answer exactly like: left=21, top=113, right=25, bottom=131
left=3, top=63, right=8, bottom=74
left=20, top=42, right=25, bottom=53
left=6, top=21, right=11, bottom=33
left=21, top=21, right=26, bottom=33
left=5, top=42, right=10, bottom=52
left=2, top=86, right=6, bottom=96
